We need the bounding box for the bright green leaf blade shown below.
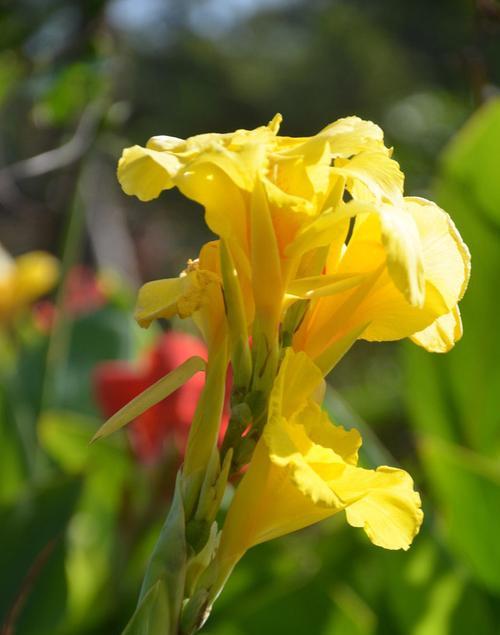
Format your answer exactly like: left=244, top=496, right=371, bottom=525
left=91, top=355, right=206, bottom=442
left=37, top=411, right=134, bottom=632
left=0, top=477, right=81, bottom=623
left=425, top=98, right=500, bottom=455
left=0, top=383, right=27, bottom=504
left=441, top=97, right=500, bottom=229
left=421, top=436, right=500, bottom=593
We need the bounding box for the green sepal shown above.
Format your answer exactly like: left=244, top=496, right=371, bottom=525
left=122, top=579, right=170, bottom=635
left=185, top=522, right=220, bottom=597
left=180, top=589, right=210, bottom=635
left=186, top=518, right=211, bottom=554
left=281, top=299, right=309, bottom=348
left=139, top=474, right=187, bottom=635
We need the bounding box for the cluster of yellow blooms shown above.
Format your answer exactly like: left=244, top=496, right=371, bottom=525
left=116, top=114, right=470, bottom=628
left=0, top=243, right=58, bottom=325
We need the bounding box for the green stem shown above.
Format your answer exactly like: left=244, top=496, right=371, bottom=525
left=183, top=341, right=229, bottom=520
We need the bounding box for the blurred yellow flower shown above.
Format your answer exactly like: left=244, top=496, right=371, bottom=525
left=215, top=349, right=423, bottom=588
left=0, top=243, right=58, bottom=324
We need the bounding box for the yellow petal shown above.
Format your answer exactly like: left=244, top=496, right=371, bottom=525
left=270, top=139, right=331, bottom=205
left=296, top=191, right=470, bottom=351
left=262, top=178, right=315, bottom=257
left=134, top=278, right=184, bottom=327
left=134, top=268, right=219, bottom=328
left=377, top=204, right=425, bottom=308
left=332, top=151, right=404, bottom=204
left=117, top=145, right=179, bottom=201
left=266, top=356, right=423, bottom=550
left=357, top=196, right=469, bottom=342
left=320, top=116, right=388, bottom=156
left=146, top=135, right=184, bottom=152
left=311, top=322, right=369, bottom=377
left=269, top=348, right=323, bottom=419
left=342, top=466, right=423, bottom=550
left=410, top=305, right=463, bottom=353
left=285, top=117, right=388, bottom=161
left=178, top=164, right=249, bottom=251
left=299, top=402, right=361, bottom=465
left=216, top=439, right=333, bottom=572
left=405, top=197, right=470, bottom=309
left=194, top=242, right=228, bottom=350
left=215, top=349, right=422, bottom=591
left=286, top=272, right=367, bottom=301
left=293, top=261, right=385, bottom=361
left=285, top=208, right=349, bottom=259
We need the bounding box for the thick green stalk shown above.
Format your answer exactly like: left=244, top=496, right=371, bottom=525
left=182, top=341, right=229, bottom=521
left=219, top=239, right=252, bottom=391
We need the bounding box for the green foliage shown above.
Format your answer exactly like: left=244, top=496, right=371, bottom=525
left=402, top=100, right=500, bottom=627
left=0, top=477, right=82, bottom=632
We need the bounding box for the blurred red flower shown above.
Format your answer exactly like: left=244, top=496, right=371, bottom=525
left=93, top=330, right=230, bottom=463
left=34, top=265, right=107, bottom=331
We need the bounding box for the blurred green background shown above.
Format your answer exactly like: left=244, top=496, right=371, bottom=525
left=1, top=1, right=500, bottom=634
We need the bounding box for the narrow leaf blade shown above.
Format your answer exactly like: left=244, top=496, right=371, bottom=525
left=91, top=355, right=206, bottom=442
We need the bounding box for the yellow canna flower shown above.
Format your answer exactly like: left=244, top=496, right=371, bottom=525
left=115, top=116, right=471, bottom=628
left=117, top=115, right=399, bottom=257
left=0, top=243, right=59, bottom=324
left=118, top=115, right=469, bottom=363
left=214, top=349, right=422, bottom=591
left=119, top=115, right=412, bottom=379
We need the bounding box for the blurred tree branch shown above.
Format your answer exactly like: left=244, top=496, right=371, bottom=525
left=0, top=100, right=106, bottom=182
left=0, top=538, right=58, bottom=635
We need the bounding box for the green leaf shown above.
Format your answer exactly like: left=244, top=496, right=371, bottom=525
left=420, top=436, right=500, bottom=593
left=91, top=355, right=206, bottom=442
left=39, top=409, right=128, bottom=473
left=440, top=97, right=500, bottom=229
left=14, top=540, right=68, bottom=635
left=0, top=477, right=81, bottom=626
left=423, top=98, right=500, bottom=455
left=52, top=307, right=152, bottom=417
left=37, top=410, right=135, bottom=632
left=0, top=383, right=27, bottom=504
left=122, top=579, right=170, bottom=635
